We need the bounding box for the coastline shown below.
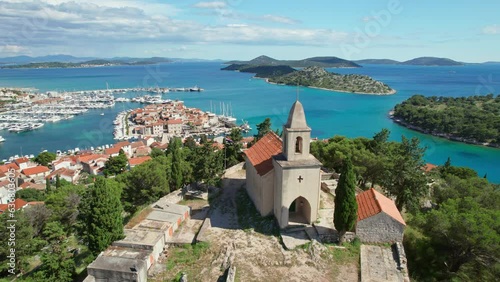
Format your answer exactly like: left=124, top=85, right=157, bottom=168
left=261, top=77, right=396, bottom=95
left=389, top=111, right=500, bottom=149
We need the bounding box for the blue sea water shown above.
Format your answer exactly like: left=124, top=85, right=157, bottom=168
left=0, top=62, right=499, bottom=182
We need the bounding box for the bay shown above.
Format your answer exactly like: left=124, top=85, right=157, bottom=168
left=0, top=62, right=499, bottom=182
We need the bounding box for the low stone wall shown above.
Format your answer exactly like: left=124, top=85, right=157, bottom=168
left=223, top=162, right=245, bottom=177
left=356, top=213, right=404, bottom=243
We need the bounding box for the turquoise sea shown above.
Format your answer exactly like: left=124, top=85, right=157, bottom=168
left=0, top=62, right=499, bottom=182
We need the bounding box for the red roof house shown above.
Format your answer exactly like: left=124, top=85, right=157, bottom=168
left=128, top=156, right=152, bottom=168
left=422, top=163, right=437, bottom=173
left=355, top=188, right=406, bottom=243
left=21, top=166, right=50, bottom=178
left=0, top=198, right=28, bottom=214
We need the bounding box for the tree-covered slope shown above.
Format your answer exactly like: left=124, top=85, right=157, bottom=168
left=393, top=94, right=500, bottom=145
left=268, top=66, right=395, bottom=94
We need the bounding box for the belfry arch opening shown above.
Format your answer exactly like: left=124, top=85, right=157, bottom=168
left=288, top=196, right=311, bottom=225
left=295, top=136, right=303, bottom=153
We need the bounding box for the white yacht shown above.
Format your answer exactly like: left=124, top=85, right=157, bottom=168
left=0, top=136, right=5, bottom=142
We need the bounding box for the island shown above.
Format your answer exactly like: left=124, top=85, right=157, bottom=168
left=391, top=94, right=500, bottom=147
left=353, top=57, right=464, bottom=66
left=354, top=59, right=400, bottom=65
left=222, top=64, right=395, bottom=95
left=399, top=57, right=464, bottom=66
left=1, top=57, right=172, bottom=69
left=225, top=55, right=361, bottom=68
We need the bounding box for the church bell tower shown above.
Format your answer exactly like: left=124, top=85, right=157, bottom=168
left=282, top=100, right=311, bottom=161
left=272, top=98, right=322, bottom=229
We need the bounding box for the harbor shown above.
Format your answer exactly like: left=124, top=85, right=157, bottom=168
left=0, top=86, right=251, bottom=160
left=0, top=86, right=207, bottom=134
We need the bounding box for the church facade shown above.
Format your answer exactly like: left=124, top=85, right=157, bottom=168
left=243, top=100, right=322, bottom=229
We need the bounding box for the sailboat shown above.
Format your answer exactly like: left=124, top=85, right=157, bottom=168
left=240, top=119, right=251, bottom=133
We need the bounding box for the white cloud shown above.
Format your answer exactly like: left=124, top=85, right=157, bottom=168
left=0, top=0, right=350, bottom=57
left=482, top=24, right=500, bottom=34
left=1, top=45, right=26, bottom=54
left=226, top=24, right=248, bottom=27
left=193, top=1, right=227, bottom=9
left=261, top=14, right=300, bottom=25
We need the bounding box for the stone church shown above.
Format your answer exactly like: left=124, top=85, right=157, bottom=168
left=243, top=100, right=322, bottom=229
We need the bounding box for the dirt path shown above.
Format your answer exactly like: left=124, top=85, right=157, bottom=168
left=151, top=170, right=359, bottom=282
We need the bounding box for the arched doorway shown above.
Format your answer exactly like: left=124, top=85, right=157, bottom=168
left=288, top=196, right=311, bottom=225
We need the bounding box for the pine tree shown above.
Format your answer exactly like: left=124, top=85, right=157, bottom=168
left=83, top=177, right=124, bottom=256
left=334, top=157, right=358, bottom=243
left=255, top=117, right=272, bottom=140
left=34, top=222, right=75, bottom=281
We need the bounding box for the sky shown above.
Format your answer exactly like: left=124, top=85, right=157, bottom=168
left=0, top=0, right=499, bottom=62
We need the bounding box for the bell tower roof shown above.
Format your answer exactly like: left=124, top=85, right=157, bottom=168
left=285, top=100, right=309, bottom=129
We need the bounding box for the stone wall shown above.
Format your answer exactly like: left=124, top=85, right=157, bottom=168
left=356, top=213, right=404, bottom=243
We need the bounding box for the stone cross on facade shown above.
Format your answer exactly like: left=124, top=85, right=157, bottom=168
left=298, top=175, right=303, bottom=183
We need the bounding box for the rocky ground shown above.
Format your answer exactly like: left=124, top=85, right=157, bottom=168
left=150, top=170, right=359, bottom=282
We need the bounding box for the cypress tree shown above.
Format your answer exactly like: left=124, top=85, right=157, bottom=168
left=45, top=178, right=51, bottom=193
left=84, top=177, right=124, bottom=256
left=55, top=174, right=61, bottom=189
left=169, top=137, right=184, bottom=190
left=334, top=156, right=358, bottom=243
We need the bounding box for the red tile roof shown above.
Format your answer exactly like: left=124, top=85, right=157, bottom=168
left=130, top=141, right=145, bottom=149
left=167, top=119, right=183, bottom=125
left=104, top=147, right=121, bottom=156
left=19, top=182, right=46, bottom=190
left=212, top=142, right=224, bottom=150
left=0, top=163, right=20, bottom=172
left=128, top=156, right=152, bottom=166
left=356, top=188, right=406, bottom=225
left=78, top=154, right=109, bottom=163
left=14, top=157, right=30, bottom=164
left=243, top=132, right=282, bottom=176
left=21, top=166, right=50, bottom=176
left=115, top=141, right=131, bottom=148
left=0, top=198, right=28, bottom=213
left=422, top=163, right=437, bottom=173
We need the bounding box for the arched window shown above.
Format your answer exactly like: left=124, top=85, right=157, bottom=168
left=295, top=136, right=303, bottom=153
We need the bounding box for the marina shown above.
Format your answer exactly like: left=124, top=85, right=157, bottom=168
left=0, top=62, right=499, bottom=182
left=0, top=85, right=209, bottom=134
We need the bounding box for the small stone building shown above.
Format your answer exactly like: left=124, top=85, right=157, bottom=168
left=244, top=100, right=322, bottom=229
left=356, top=188, right=406, bottom=243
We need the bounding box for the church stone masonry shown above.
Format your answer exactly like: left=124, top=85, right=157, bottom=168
left=243, top=100, right=322, bottom=229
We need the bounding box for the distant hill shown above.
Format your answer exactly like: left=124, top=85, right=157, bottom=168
left=1, top=57, right=173, bottom=69
left=225, top=55, right=360, bottom=68
left=0, top=55, right=96, bottom=64
left=221, top=65, right=296, bottom=78
left=400, top=57, right=464, bottom=66
left=354, top=59, right=400, bottom=65
left=0, top=55, right=214, bottom=66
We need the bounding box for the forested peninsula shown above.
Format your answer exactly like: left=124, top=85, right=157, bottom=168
left=392, top=94, right=500, bottom=147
